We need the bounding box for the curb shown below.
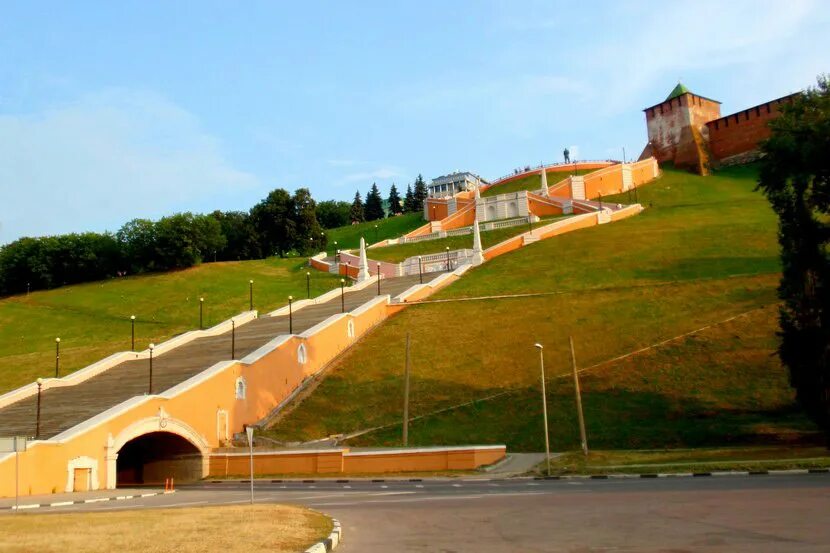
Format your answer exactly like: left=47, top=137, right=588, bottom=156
left=532, top=468, right=830, bottom=480
left=305, top=517, right=342, bottom=553
left=3, top=490, right=175, bottom=511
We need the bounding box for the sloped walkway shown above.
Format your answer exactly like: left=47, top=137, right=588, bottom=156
left=0, top=275, right=422, bottom=440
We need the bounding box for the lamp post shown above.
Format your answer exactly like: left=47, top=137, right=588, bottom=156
left=598, top=192, right=603, bottom=212
left=148, top=343, right=155, bottom=395
left=306, top=271, right=311, bottom=299
left=445, top=247, right=451, bottom=272
left=377, top=263, right=381, bottom=295
left=534, top=343, right=552, bottom=476
left=35, top=378, right=43, bottom=439
left=334, top=242, right=338, bottom=260
left=54, top=338, right=60, bottom=378
left=199, top=297, right=204, bottom=330
left=374, top=224, right=378, bottom=243
left=418, top=256, right=423, bottom=284
left=130, top=315, right=136, bottom=351
left=231, top=320, right=236, bottom=359
left=340, top=278, right=346, bottom=313
left=246, top=426, right=254, bottom=505
left=288, top=296, right=293, bottom=334
left=249, top=280, right=254, bottom=311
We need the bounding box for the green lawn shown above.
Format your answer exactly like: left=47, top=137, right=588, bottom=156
left=264, top=165, right=820, bottom=452
left=482, top=168, right=593, bottom=197
left=0, top=258, right=341, bottom=394
left=367, top=216, right=569, bottom=263
left=324, top=213, right=424, bottom=251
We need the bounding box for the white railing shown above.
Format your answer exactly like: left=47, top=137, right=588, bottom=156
left=489, top=160, right=618, bottom=186
left=400, top=249, right=475, bottom=276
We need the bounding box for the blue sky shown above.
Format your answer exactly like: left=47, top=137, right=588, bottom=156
left=1, top=0, right=828, bottom=244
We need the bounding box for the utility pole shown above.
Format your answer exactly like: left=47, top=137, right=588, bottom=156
left=569, top=336, right=589, bottom=457
left=402, top=333, right=411, bottom=446
left=534, top=343, right=552, bottom=476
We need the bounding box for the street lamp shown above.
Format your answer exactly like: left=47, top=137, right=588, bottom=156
left=445, top=247, right=451, bottom=272
left=35, top=378, right=43, bottom=439
left=54, top=338, right=60, bottom=378
left=340, top=278, right=346, bottom=313
left=374, top=224, right=378, bottom=243
left=249, top=280, right=254, bottom=311
left=598, top=192, right=603, bottom=212
left=377, top=263, right=381, bottom=295
left=130, top=315, right=136, bottom=351
left=288, top=296, right=294, bottom=334
left=418, top=256, right=423, bottom=284
left=231, top=320, right=236, bottom=359
left=199, top=297, right=204, bottom=330
left=534, top=343, right=552, bottom=476
left=148, top=344, right=155, bottom=395
left=336, top=249, right=341, bottom=264
left=306, top=271, right=311, bottom=299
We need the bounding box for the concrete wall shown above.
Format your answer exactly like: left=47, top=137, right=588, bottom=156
left=208, top=445, right=506, bottom=476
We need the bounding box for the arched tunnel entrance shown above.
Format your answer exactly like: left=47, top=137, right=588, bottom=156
left=116, top=431, right=203, bottom=487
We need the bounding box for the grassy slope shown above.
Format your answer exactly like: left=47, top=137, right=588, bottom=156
left=325, top=213, right=424, bottom=250
left=265, top=165, right=819, bottom=451
left=368, top=216, right=569, bottom=263
left=0, top=258, right=341, bottom=394
left=482, top=168, right=593, bottom=197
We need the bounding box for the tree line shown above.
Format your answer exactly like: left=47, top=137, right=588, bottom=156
left=0, top=176, right=430, bottom=296
left=317, top=175, right=428, bottom=228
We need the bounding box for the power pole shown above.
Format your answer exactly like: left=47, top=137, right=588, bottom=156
left=569, top=336, right=589, bottom=457
left=402, top=333, right=411, bottom=447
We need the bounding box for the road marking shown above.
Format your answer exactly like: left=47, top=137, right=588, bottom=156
left=452, top=484, right=462, bottom=487
left=49, top=501, right=74, bottom=507
left=309, top=491, right=550, bottom=507
left=415, top=485, right=424, bottom=488
left=380, top=485, right=388, bottom=489
left=164, top=501, right=209, bottom=508
left=343, top=485, right=352, bottom=489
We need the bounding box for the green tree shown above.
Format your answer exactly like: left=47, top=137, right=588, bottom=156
left=364, top=182, right=385, bottom=221
left=403, top=184, right=415, bottom=213
left=210, top=210, right=262, bottom=261
left=413, top=174, right=428, bottom=209
left=117, top=219, right=158, bottom=273
left=349, top=191, right=365, bottom=224
left=250, top=188, right=296, bottom=257
left=293, top=188, right=326, bottom=255
left=757, top=75, right=830, bottom=432
left=317, top=200, right=351, bottom=229
left=388, top=183, right=403, bottom=215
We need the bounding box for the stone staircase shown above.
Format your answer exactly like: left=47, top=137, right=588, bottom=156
left=0, top=275, right=423, bottom=440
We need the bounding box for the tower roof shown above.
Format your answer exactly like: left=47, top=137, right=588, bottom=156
left=665, top=82, right=690, bottom=101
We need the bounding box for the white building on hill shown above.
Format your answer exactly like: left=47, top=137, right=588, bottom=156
left=428, top=171, right=488, bottom=198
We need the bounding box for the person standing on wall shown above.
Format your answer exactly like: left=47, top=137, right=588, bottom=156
left=564, top=148, right=570, bottom=163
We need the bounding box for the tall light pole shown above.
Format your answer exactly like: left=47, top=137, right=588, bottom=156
left=54, top=338, right=60, bottom=378
left=130, top=315, right=136, bottom=351
left=199, top=297, right=204, bottom=330
left=288, top=296, right=294, bottom=334
left=249, top=280, right=254, bottom=311
left=246, top=426, right=255, bottom=505
left=35, top=378, right=43, bottom=439
left=306, top=271, right=311, bottom=299
left=377, top=263, right=381, bottom=295
left=445, top=247, right=451, bottom=272
left=534, top=343, right=552, bottom=476
left=231, top=320, right=236, bottom=359
left=418, top=256, right=423, bottom=283
left=340, top=278, right=346, bottom=313
left=374, top=224, right=378, bottom=243
left=148, top=343, right=155, bottom=395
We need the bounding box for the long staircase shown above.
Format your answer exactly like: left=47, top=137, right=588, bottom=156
left=0, top=275, right=422, bottom=440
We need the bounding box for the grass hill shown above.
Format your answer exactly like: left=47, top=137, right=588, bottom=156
left=0, top=258, right=341, bottom=394
left=482, top=168, right=594, bottom=197
left=324, top=213, right=424, bottom=250
left=264, top=165, right=820, bottom=451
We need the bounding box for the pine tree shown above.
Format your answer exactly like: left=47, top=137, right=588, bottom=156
left=364, top=183, right=385, bottom=221
left=403, top=184, right=415, bottom=213
left=349, top=191, right=365, bottom=224
left=413, top=174, right=428, bottom=208
left=388, top=183, right=403, bottom=215
left=757, top=75, right=830, bottom=433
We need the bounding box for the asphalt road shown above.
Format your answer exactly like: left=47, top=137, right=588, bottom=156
left=7, top=475, right=830, bottom=552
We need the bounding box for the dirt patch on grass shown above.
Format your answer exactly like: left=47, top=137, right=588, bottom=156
left=0, top=504, right=331, bottom=553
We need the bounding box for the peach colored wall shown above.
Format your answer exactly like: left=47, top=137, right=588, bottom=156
left=584, top=167, right=624, bottom=199
left=440, top=204, right=476, bottom=231
left=208, top=446, right=505, bottom=476
left=309, top=257, right=330, bottom=272
left=405, top=222, right=434, bottom=238
left=527, top=195, right=564, bottom=217
left=425, top=199, right=449, bottom=221
left=485, top=161, right=613, bottom=191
